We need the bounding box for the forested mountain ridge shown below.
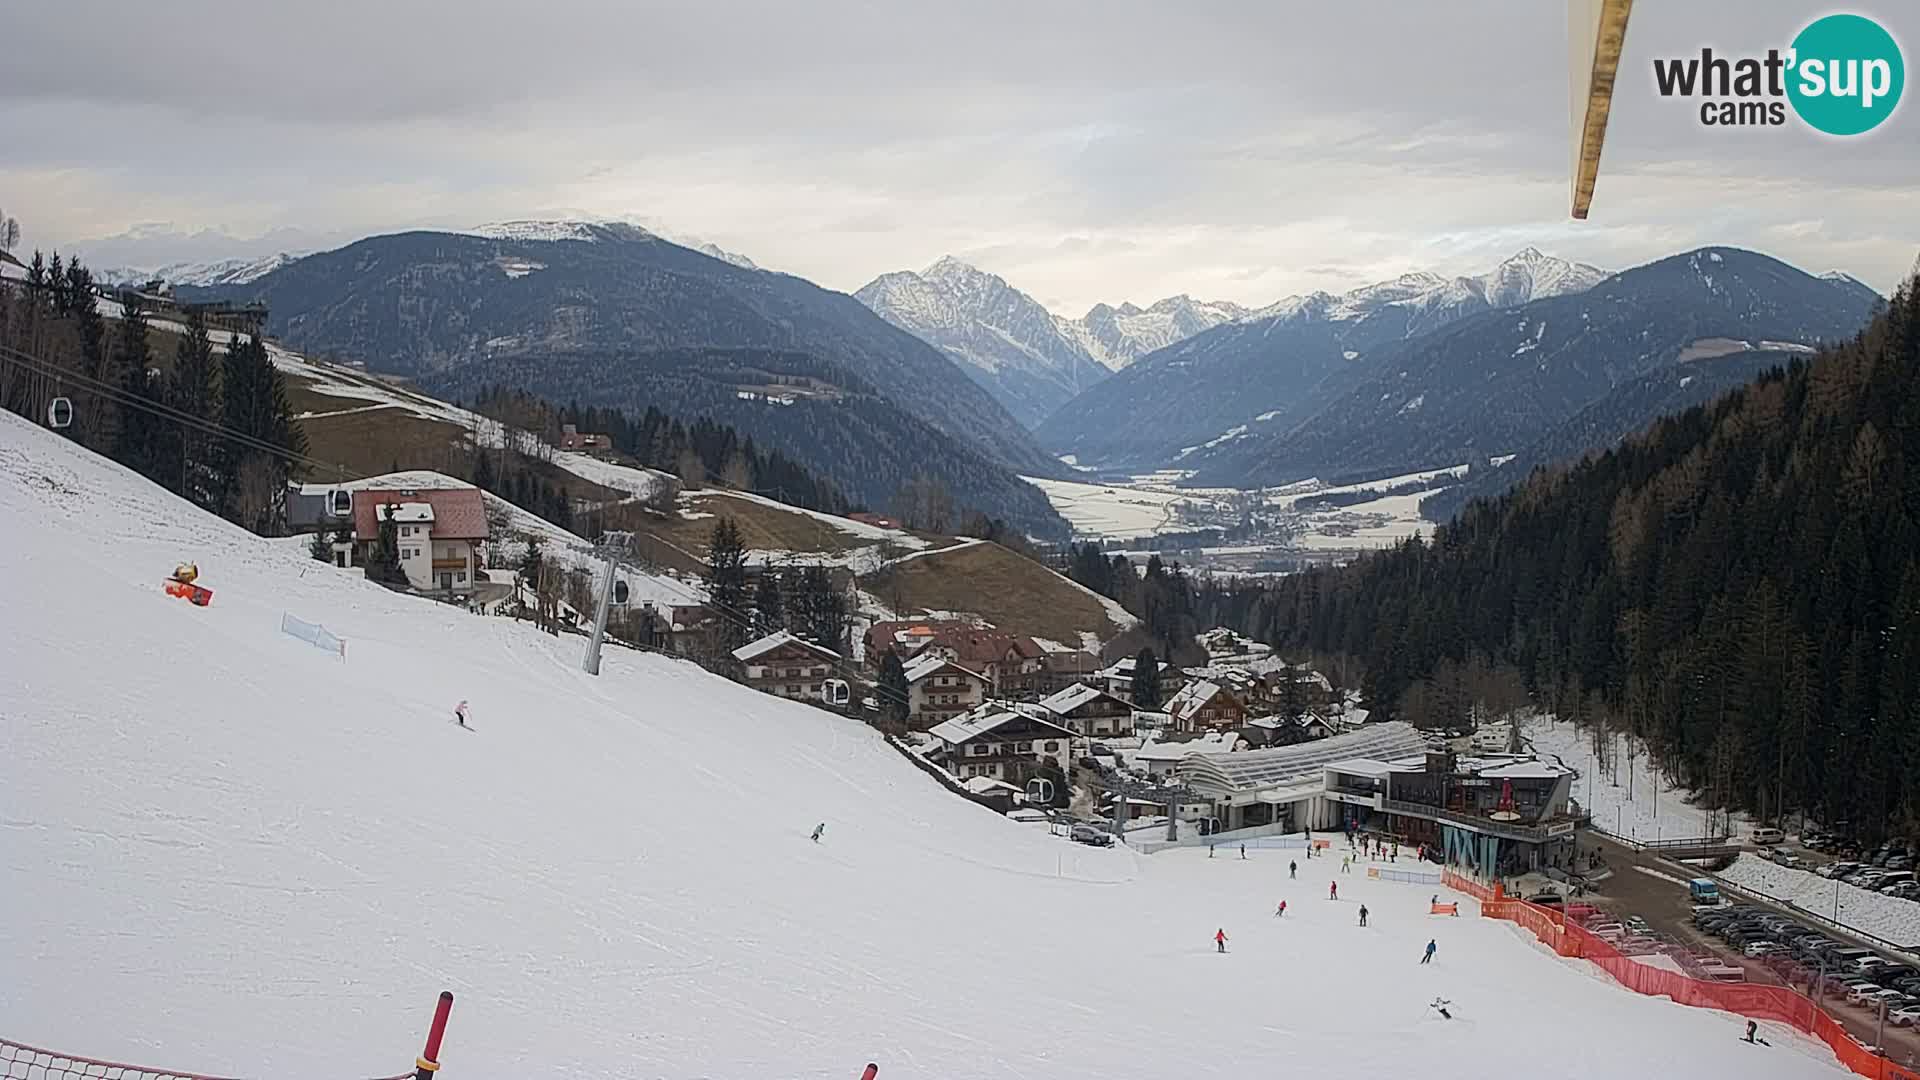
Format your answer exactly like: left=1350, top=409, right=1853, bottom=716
left=183, top=226, right=1064, bottom=481
left=426, top=347, right=1068, bottom=538
left=1219, top=271, right=1920, bottom=838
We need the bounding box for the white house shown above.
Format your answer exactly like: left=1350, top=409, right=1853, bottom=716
left=928, top=705, right=1075, bottom=783
left=351, top=488, right=488, bottom=593
left=1037, top=683, right=1135, bottom=739
left=903, top=653, right=990, bottom=731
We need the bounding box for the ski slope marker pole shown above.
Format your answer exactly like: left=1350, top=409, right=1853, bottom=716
left=415, top=991, right=454, bottom=1079
left=860, top=1064, right=878, bottom=1080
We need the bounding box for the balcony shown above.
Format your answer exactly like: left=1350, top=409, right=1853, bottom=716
left=1380, top=798, right=1589, bottom=844
left=431, top=558, right=469, bottom=571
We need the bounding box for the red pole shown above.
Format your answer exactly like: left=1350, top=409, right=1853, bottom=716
left=415, top=991, right=454, bottom=1080
left=860, top=1065, right=878, bottom=1080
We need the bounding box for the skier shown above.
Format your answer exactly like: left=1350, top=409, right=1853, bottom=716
left=1430, top=997, right=1452, bottom=1020
left=1289, top=860, right=1298, bottom=880
left=811, top=823, right=826, bottom=843
left=453, top=701, right=471, bottom=728
left=1329, top=881, right=1338, bottom=901
left=1209, top=844, right=1216, bottom=859
left=1421, top=939, right=1437, bottom=964
left=1275, top=899, right=1287, bottom=917
left=1358, top=904, right=1369, bottom=927
left=1239, top=843, right=1247, bottom=860
left=1342, top=855, right=1352, bottom=874
left=1743, top=1020, right=1757, bottom=1044
left=1215, top=928, right=1229, bottom=954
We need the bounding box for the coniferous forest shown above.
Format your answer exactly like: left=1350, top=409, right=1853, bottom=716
left=0, top=251, right=307, bottom=534
left=1204, top=272, right=1920, bottom=840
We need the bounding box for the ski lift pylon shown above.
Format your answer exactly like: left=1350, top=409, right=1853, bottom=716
left=47, top=396, right=73, bottom=429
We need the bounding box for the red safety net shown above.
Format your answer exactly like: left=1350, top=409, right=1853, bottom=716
left=1, top=1037, right=413, bottom=1080
left=1461, top=889, right=1920, bottom=1080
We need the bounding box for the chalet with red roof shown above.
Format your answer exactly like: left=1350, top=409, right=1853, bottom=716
left=350, top=488, right=489, bottom=593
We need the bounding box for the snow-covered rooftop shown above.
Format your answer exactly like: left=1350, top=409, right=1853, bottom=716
left=1039, top=683, right=1110, bottom=714
left=732, top=630, right=838, bottom=664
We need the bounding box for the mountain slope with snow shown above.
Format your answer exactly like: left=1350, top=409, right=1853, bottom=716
left=855, top=257, right=1110, bottom=428
left=98, top=253, right=302, bottom=288
left=1035, top=248, right=1609, bottom=467
left=0, top=412, right=1845, bottom=1079
left=1063, top=295, right=1250, bottom=370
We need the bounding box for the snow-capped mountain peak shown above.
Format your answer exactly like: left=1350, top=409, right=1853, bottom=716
left=469, top=220, right=611, bottom=243
left=98, top=252, right=303, bottom=289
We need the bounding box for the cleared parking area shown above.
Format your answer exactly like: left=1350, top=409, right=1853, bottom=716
left=1582, top=832, right=1920, bottom=1069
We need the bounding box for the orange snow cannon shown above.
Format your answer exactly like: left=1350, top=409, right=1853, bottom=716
left=165, top=563, right=213, bottom=606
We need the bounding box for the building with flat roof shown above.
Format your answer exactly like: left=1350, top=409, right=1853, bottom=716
left=1323, top=748, right=1584, bottom=877
left=1172, top=722, right=1431, bottom=832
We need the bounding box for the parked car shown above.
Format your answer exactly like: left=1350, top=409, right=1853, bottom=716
left=1068, top=824, right=1115, bottom=847
left=1743, top=941, right=1781, bottom=957
left=1889, top=1005, right=1920, bottom=1028
left=1846, top=981, right=1884, bottom=1004
left=1751, top=826, right=1787, bottom=845
left=1820, top=862, right=1860, bottom=879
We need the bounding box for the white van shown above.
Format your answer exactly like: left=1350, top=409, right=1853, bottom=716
left=1750, top=826, right=1786, bottom=845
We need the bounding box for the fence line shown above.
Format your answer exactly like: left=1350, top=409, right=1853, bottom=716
left=281, top=611, right=347, bottom=661
left=1447, top=876, right=1920, bottom=1080
left=0, top=1036, right=412, bottom=1080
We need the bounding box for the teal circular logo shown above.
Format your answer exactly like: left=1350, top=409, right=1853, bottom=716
left=1787, top=14, right=1904, bottom=135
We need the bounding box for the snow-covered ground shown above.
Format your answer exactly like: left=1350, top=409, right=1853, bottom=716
left=1721, top=855, right=1920, bottom=950
left=1525, top=718, right=1740, bottom=842
left=1024, top=465, right=1471, bottom=551
left=0, top=412, right=1847, bottom=1079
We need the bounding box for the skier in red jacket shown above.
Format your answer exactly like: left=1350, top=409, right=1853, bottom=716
left=1215, top=928, right=1229, bottom=953
left=1329, top=880, right=1338, bottom=900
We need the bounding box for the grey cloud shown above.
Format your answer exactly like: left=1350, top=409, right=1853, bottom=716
left=3, top=0, right=1914, bottom=312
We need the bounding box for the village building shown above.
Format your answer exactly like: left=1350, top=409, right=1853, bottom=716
left=1323, top=748, right=1583, bottom=876
left=903, top=654, right=990, bottom=731
left=731, top=630, right=841, bottom=701
left=350, top=488, right=489, bottom=593
left=1095, top=655, right=1188, bottom=705
left=1171, top=722, right=1431, bottom=834
left=928, top=705, right=1075, bottom=783
left=1037, top=683, right=1135, bottom=739
left=557, top=423, right=613, bottom=453
left=1165, top=679, right=1248, bottom=733
left=1130, top=730, right=1242, bottom=778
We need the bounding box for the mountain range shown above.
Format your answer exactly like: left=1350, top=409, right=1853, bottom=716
left=856, top=256, right=1244, bottom=427
left=1183, top=247, right=1883, bottom=489
left=1035, top=247, right=1610, bottom=468
left=98, top=253, right=302, bottom=288
left=184, top=223, right=1071, bottom=535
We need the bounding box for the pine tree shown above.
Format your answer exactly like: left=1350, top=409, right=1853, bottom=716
left=705, top=516, right=750, bottom=652
left=168, top=309, right=222, bottom=509
left=752, top=569, right=786, bottom=636
left=878, top=648, right=911, bottom=733
left=219, top=333, right=307, bottom=533
left=1132, top=648, right=1163, bottom=710
left=110, top=296, right=164, bottom=483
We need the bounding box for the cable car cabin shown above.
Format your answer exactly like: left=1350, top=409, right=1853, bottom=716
left=46, top=396, right=73, bottom=429
left=820, top=678, right=851, bottom=708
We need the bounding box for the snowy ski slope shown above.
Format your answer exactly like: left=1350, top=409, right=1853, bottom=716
left=0, top=412, right=1847, bottom=1079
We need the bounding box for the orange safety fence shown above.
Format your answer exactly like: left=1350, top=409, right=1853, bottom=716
left=1429, top=902, right=1460, bottom=916
left=1457, top=883, right=1920, bottom=1080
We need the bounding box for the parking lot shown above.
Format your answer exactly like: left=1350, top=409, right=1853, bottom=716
left=1580, top=832, right=1920, bottom=1068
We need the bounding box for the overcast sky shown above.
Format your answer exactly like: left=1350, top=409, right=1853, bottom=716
left=3, top=1, right=1914, bottom=313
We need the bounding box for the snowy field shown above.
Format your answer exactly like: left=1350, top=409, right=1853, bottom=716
left=0, top=412, right=1846, bottom=1079
left=1525, top=718, right=1739, bottom=842
left=1025, top=466, right=1467, bottom=551
left=1721, top=855, right=1920, bottom=950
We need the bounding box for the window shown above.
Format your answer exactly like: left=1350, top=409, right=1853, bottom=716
left=1044, top=741, right=1059, bottom=752
left=456, top=571, right=466, bottom=583
left=968, top=744, right=987, bottom=756
left=1016, top=741, right=1032, bottom=753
